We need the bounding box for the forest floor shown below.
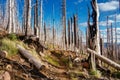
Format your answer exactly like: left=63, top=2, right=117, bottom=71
left=0, top=30, right=120, bottom=80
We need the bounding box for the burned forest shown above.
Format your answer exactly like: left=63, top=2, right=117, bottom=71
left=0, top=0, right=120, bottom=80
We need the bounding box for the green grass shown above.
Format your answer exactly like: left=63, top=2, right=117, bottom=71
left=112, top=71, right=120, bottom=78
left=0, top=38, right=18, bottom=57
left=44, top=55, right=60, bottom=67
left=89, top=69, right=101, bottom=78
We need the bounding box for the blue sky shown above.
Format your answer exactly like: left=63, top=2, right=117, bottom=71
left=0, top=0, right=120, bottom=42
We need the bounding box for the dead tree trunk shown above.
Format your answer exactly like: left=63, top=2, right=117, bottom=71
left=110, top=23, right=114, bottom=60
left=87, top=0, right=101, bottom=71
left=44, top=22, right=46, bottom=43
left=39, top=0, right=43, bottom=39
left=17, top=45, right=44, bottom=69
left=73, top=15, right=77, bottom=50
left=68, top=19, right=70, bottom=47
left=7, top=0, right=16, bottom=33
left=25, top=0, right=31, bottom=36
left=71, top=17, right=74, bottom=50
left=62, top=0, right=67, bottom=50
left=52, top=4, right=55, bottom=48
left=115, top=15, right=118, bottom=61
left=34, top=0, right=39, bottom=37
left=106, top=16, right=110, bottom=58
left=87, top=48, right=120, bottom=70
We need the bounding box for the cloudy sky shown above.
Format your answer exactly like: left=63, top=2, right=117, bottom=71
left=0, top=0, right=120, bottom=43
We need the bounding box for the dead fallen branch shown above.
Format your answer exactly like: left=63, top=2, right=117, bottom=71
left=17, top=44, right=45, bottom=70
left=87, top=48, right=120, bottom=70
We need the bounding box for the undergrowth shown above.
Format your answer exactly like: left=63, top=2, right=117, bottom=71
left=0, top=38, right=18, bottom=57
left=44, top=55, right=60, bottom=67
left=89, top=69, right=101, bottom=78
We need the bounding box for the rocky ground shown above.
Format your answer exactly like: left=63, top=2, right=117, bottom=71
left=0, top=30, right=120, bottom=80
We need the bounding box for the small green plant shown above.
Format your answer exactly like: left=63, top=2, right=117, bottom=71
left=90, top=69, right=101, bottom=78
left=112, top=72, right=120, bottom=78
left=8, top=33, right=17, bottom=40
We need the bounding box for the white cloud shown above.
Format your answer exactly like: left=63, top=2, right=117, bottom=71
left=79, top=22, right=87, bottom=27
left=99, top=20, right=114, bottom=26
left=79, top=19, right=114, bottom=27
left=100, top=28, right=120, bottom=43
left=109, top=14, right=120, bottom=22
left=98, top=1, right=119, bottom=11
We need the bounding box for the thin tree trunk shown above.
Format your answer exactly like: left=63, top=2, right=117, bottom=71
left=25, top=0, right=31, bottom=36
left=62, top=0, right=67, bottom=50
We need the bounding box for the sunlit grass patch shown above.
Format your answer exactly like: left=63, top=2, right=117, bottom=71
left=0, top=38, right=18, bottom=57
left=89, top=69, right=101, bottom=78
left=44, top=55, right=60, bottom=67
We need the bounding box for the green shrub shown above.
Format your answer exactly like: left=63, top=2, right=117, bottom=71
left=8, top=33, right=17, bottom=40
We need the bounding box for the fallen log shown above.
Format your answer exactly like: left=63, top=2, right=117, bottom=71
left=17, top=45, right=45, bottom=70
left=87, top=48, right=120, bottom=70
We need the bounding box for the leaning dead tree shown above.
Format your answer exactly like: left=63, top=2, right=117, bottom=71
left=87, top=48, right=120, bottom=70
left=62, top=0, right=67, bottom=50
left=17, top=45, right=44, bottom=69
left=87, top=0, right=101, bottom=70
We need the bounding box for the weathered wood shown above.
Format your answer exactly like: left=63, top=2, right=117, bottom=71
left=87, top=48, right=120, bottom=70
left=17, top=45, right=44, bottom=70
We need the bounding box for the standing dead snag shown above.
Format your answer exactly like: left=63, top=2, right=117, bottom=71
left=110, top=23, right=114, bottom=60
left=7, top=0, right=16, bottom=33
left=44, top=22, right=46, bottom=43
left=68, top=19, right=71, bottom=47
left=87, top=0, right=101, bottom=71
left=62, top=0, right=67, bottom=49
left=73, top=15, right=77, bottom=50
left=25, top=0, right=32, bottom=36
left=106, top=16, right=110, bottom=58
left=52, top=4, right=55, bottom=48
left=39, top=0, right=43, bottom=39
left=34, top=0, right=39, bottom=37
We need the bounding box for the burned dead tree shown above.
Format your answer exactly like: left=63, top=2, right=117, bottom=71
left=34, top=0, right=39, bottom=37
left=106, top=16, right=110, bottom=58
left=6, top=0, right=16, bottom=33
left=73, top=15, right=77, bottom=50
left=87, top=0, right=101, bottom=70
left=71, top=17, right=74, bottom=48
left=115, top=15, right=118, bottom=61
left=62, top=0, right=67, bottom=49
left=44, top=22, right=46, bottom=43
left=52, top=4, right=55, bottom=48
left=24, top=0, right=31, bottom=36
left=110, top=23, right=114, bottom=60
left=68, top=19, right=71, bottom=47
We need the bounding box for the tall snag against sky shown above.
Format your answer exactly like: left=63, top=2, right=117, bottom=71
left=34, top=0, right=39, bottom=37
left=7, top=0, right=16, bottom=33
left=87, top=0, right=101, bottom=70
left=39, top=0, right=43, bottom=39
left=25, top=0, right=31, bottom=36
left=62, top=0, right=67, bottom=49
